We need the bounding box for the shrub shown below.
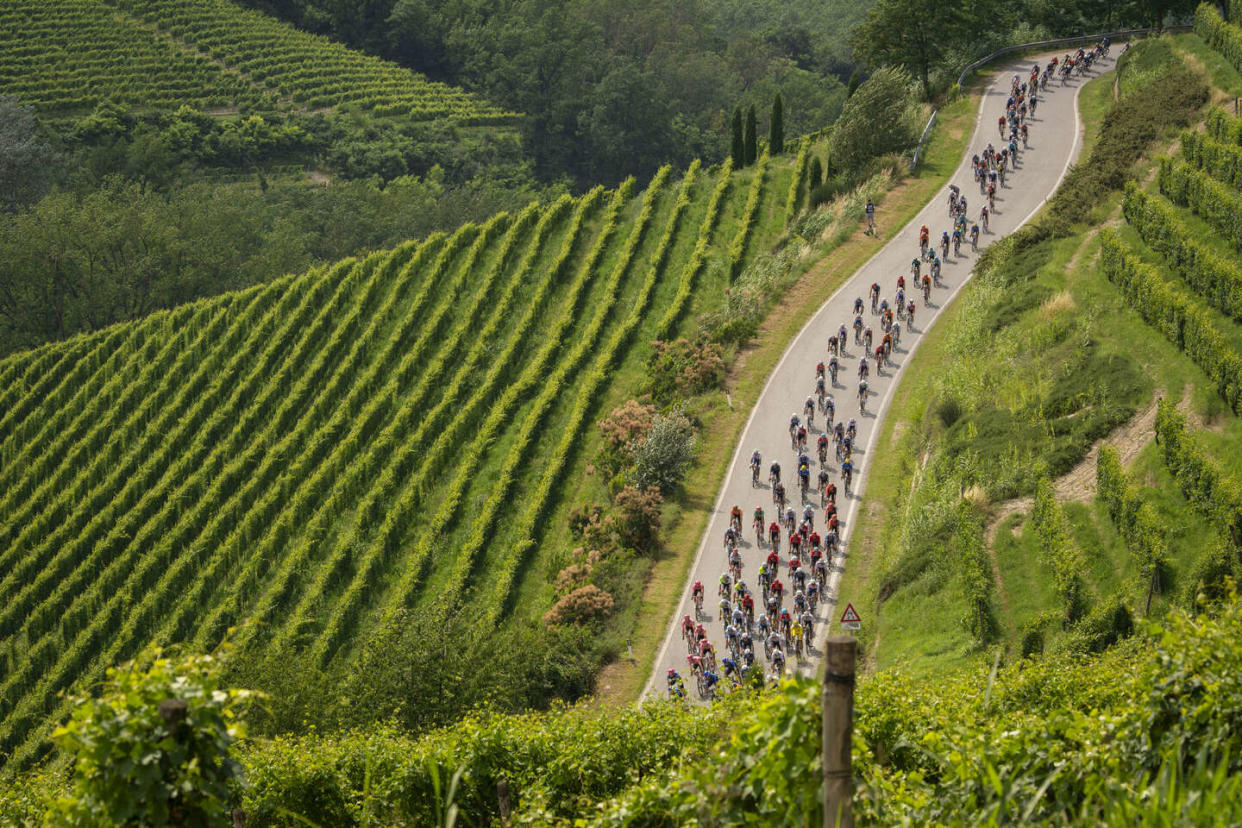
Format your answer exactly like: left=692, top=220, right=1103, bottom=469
left=49, top=646, right=255, bottom=826
left=597, top=399, right=656, bottom=452
left=631, top=410, right=696, bottom=493
left=646, top=336, right=725, bottom=402
left=554, top=563, right=594, bottom=595
left=612, top=485, right=663, bottom=552
left=544, top=585, right=615, bottom=626
left=828, top=66, right=918, bottom=170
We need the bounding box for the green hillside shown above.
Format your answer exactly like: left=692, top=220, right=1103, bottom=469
left=0, top=140, right=821, bottom=772
left=0, top=0, right=515, bottom=123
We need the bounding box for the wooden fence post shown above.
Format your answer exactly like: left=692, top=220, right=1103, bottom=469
left=823, top=635, right=857, bottom=828
left=497, top=778, right=511, bottom=827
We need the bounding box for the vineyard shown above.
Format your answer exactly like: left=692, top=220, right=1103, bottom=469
left=0, top=0, right=515, bottom=123
left=0, top=142, right=813, bottom=772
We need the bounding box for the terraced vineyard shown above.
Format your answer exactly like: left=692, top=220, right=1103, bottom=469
left=1102, top=102, right=1242, bottom=413
left=0, top=146, right=811, bottom=771
left=0, top=0, right=515, bottom=122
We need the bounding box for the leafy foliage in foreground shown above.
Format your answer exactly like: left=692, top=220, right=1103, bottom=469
left=9, top=595, right=1242, bottom=825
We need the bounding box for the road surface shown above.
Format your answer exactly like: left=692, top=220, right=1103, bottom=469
left=647, top=49, right=1116, bottom=700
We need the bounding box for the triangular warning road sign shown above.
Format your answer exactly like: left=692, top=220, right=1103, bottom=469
left=840, top=603, right=861, bottom=624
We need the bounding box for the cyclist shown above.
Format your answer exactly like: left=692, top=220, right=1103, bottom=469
left=804, top=396, right=816, bottom=427
left=853, top=296, right=864, bottom=315
left=865, top=199, right=876, bottom=235
left=970, top=223, right=980, bottom=249
left=828, top=356, right=839, bottom=385
left=922, top=273, right=932, bottom=303
left=773, top=481, right=786, bottom=509
left=691, top=582, right=704, bottom=615
left=858, top=378, right=868, bottom=412
left=667, top=669, right=686, bottom=699
left=980, top=204, right=989, bottom=232
left=682, top=613, right=695, bottom=643
left=842, top=457, right=854, bottom=492
left=870, top=281, right=881, bottom=311
left=750, top=450, right=762, bottom=486
left=769, top=460, right=781, bottom=486
left=768, top=519, right=781, bottom=551
left=753, top=506, right=765, bottom=544
left=718, top=571, right=732, bottom=599
left=847, top=417, right=857, bottom=441
left=701, top=669, right=719, bottom=698
left=919, top=225, right=930, bottom=250
left=822, top=392, right=835, bottom=425
left=729, top=505, right=743, bottom=534
left=940, top=230, right=950, bottom=259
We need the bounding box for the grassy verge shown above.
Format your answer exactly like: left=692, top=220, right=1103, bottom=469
left=593, top=85, right=982, bottom=703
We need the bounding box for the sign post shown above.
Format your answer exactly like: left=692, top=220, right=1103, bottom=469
left=840, top=603, right=861, bottom=632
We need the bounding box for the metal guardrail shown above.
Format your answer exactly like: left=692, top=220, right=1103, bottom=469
left=908, top=25, right=1191, bottom=173
left=908, top=110, right=938, bottom=172
left=954, top=25, right=1192, bottom=90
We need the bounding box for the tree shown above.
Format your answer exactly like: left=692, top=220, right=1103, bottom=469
left=849, top=0, right=972, bottom=99
left=0, top=95, right=56, bottom=211
left=631, top=409, right=696, bottom=493
left=828, top=66, right=919, bottom=170
left=808, top=155, right=824, bottom=191
left=731, top=107, right=745, bottom=169
left=744, top=104, right=758, bottom=166
left=50, top=647, right=256, bottom=826
left=846, top=67, right=863, bottom=98
left=770, top=92, right=785, bottom=154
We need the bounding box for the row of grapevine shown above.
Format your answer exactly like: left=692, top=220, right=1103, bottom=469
left=1099, top=229, right=1242, bottom=412
left=1182, top=129, right=1242, bottom=190
left=1122, top=183, right=1242, bottom=321
left=783, top=138, right=812, bottom=226
left=1031, top=478, right=1088, bottom=622
left=104, top=0, right=517, bottom=122
left=1197, top=4, right=1242, bottom=81
left=1095, top=445, right=1168, bottom=586
left=1207, top=106, right=1242, bottom=145
left=729, top=155, right=765, bottom=279
left=1153, top=398, right=1242, bottom=549
left=655, top=161, right=734, bottom=340
left=1157, top=158, right=1242, bottom=251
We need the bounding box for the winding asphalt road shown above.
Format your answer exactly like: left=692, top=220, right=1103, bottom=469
left=645, top=49, right=1117, bottom=700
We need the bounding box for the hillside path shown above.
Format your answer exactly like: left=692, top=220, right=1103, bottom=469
left=646, top=51, right=1117, bottom=699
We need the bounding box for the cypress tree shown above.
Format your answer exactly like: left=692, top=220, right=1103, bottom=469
left=744, top=104, right=758, bottom=165
left=847, top=68, right=862, bottom=98
left=731, top=107, right=745, bottom=168
left=808, top=156, right=823, bottom=191
left=770, top=93, right=784, bottom=155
